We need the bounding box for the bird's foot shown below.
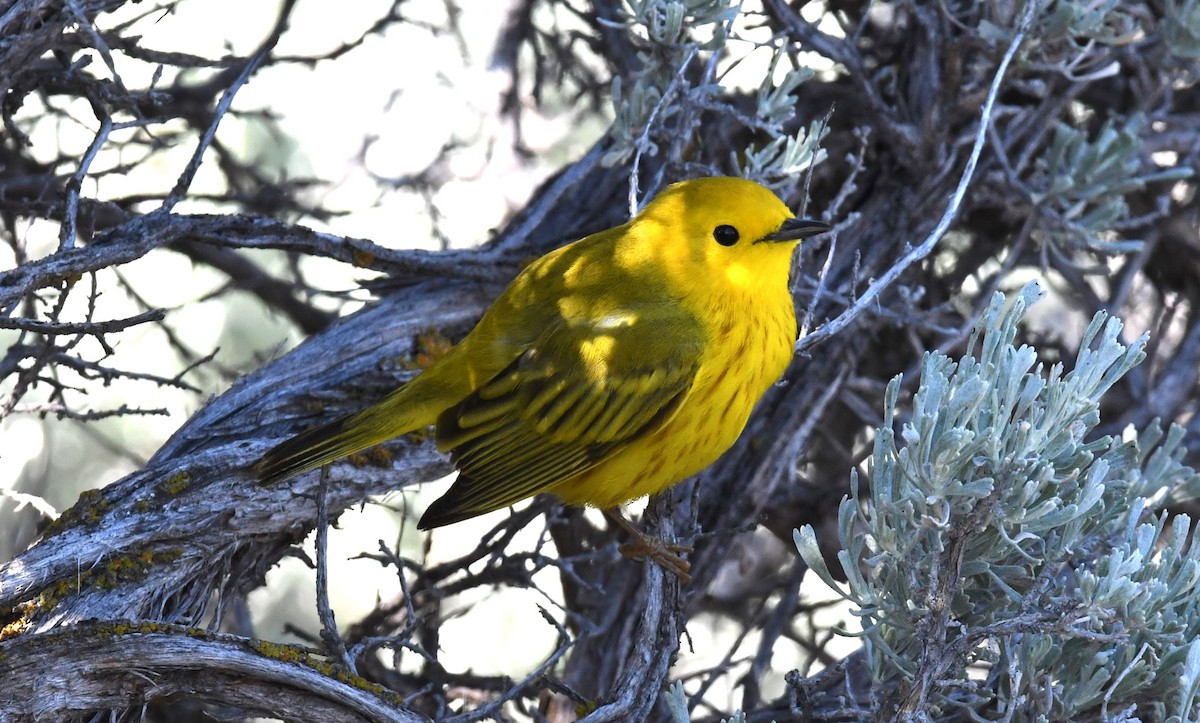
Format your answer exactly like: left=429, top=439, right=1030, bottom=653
left=604, top=508, right=692, bottom=583
left=618, top=538, right=693, bottom=583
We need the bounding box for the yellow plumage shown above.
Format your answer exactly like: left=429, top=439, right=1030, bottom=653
left=256, top=176, right=828, bottom=531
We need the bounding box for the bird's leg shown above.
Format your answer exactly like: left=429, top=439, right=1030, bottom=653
left=602, top=507, right=692, bottom=583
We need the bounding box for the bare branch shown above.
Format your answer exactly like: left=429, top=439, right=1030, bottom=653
left=796, top=0, right=1040, bottom=355
left=0, top=308, right=164, bottom=335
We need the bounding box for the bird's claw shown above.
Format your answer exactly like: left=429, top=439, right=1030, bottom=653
left=618, top=538, right=693, bottom=583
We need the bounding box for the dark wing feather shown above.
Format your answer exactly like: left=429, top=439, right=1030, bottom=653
left=418, top=306, right=704, bottom=528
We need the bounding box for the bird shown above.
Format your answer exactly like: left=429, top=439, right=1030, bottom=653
left=256, top=176, right=829, bottom=578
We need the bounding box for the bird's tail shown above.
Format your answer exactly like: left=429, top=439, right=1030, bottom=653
left=256, top=395, right=426, bottom=485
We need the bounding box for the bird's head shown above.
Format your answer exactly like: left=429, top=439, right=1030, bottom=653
left=629, top=177, right=829, bottom=296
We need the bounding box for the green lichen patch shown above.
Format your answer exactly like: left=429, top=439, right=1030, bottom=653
left=40, top=488, right=111, bottom=537
left=249, top=639, right=405, bottom=702
left=157, top=472, right=191, bottom=496
left=29, top=548, right=186, bottom=621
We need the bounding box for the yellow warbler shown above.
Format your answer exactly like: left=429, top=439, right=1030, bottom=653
left=258, top=177, right=827, bottom=544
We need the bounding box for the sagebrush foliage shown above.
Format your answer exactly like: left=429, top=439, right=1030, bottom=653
left=604, top=0, right=826, bottom=197
left=798, top=283, right=1200, bottom=721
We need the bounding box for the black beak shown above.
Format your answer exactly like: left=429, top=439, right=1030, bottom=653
left=758, top=217, right=831, bottom=243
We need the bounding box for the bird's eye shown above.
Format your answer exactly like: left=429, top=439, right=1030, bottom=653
left=713, top=224, right=740, bottom=246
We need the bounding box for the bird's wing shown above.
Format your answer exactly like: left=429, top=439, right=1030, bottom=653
left=421, top=305, right=705, bottom=526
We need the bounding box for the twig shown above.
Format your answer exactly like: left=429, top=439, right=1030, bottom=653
left=687, top=595, right=771, bottom=710
left=0, top=213, right=514, bottom=316
left=58, top=113, right=112, bottom=251
left=12, top=402, right=169, bottom=421
left=0, top=279, right=77, bottom=418
left=796, top=0, right=1040, bottom=355
left=65, top=0, right=130, bottom=96
left=0, top=488, right=58, bottom=520
left=627, top=46, right=699, bottom=216
left=315, top=466, right=355, bottom=674
left=799, top=229, right=838, bottom=340
left=579, top=499, right=683, bottom=722
left=37, top=350, right=202, bottom=393
left=445, top=606, right=574, bottom=722
left=799, top=127, right=868, bottom=338
left=0, top=309, right=164, bottom=335
left=157, top=47, right=271, bottom=214
left=382, top=540, right=419, bottom=629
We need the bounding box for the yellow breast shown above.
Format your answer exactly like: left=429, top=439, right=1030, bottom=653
left=549, top=289, right=796, bottom=509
